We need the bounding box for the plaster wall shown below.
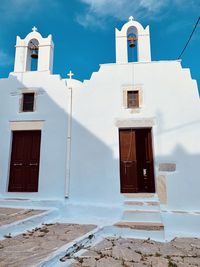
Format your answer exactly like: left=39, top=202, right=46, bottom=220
left=69, top=60, right=200, bottom=211
left=0, top=72, right=69, bottom=199
left=0, top=59, right=199, bottom=213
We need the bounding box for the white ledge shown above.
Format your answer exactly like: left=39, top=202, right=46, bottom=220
left=115, top=117, right=156, bottom=128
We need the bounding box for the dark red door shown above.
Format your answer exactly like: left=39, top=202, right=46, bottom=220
left=119, top=128, right=155, bottom=193
left=8, top=130, right=41, bottom=192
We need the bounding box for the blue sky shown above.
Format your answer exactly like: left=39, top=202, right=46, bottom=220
left=0, top=0, right=199, bottom=92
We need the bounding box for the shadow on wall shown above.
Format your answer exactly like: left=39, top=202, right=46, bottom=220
left=0, top=74, right=120, bottom=203
left=155, top=110, right=200, bottom=135
left=155, top=110, right=200, bottom=210
left=0, top=75, right=199, bottom=208
left=157, top=145, right=200, bottom=211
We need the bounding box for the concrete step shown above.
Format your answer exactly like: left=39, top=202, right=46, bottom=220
left=0, top=198, right=64, bottom=209
left=123, top=201, right=160, bottom=211
left=123, top=194, right=159, bottom=206
left=123, top=193, right=157, bottom=199
left=0, top=208, right=59, bottom=239
left=112, top=222, right=165, bottom=241
left=114, top=221, right=164, bottom=231
left=122, top=210, right=162, bottom=223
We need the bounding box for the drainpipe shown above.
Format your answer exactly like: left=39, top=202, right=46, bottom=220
left=65, top=72, right=73, bottom=197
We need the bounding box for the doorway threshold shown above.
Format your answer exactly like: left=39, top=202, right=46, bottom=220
left=123, top=193, right=156, bottom=198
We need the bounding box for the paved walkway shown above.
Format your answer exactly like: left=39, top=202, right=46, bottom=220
left=1, top=207, right=200, bottom=266
left=0, top=223, right=96, bottom=267
left=0, top=207, right=43, bottom=226
left=70, top=237, right=200, bottom=267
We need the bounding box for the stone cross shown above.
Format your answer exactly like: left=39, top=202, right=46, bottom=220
left=129, top=16, right=134, bottom=21
left=32, top=26, right=38, bottom=32
left=67, top=70, right=74, bottom=79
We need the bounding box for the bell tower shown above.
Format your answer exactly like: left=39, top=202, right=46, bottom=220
left=14, top=26, right=54, bottom=73
left=115, top=16, right=151, bottom=63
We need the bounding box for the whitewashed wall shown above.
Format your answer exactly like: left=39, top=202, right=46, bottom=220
left=0, top=21, right=199, bottom=233
left=0, top=59, right=199, bottom=215
left=69, top=60, right=200, bottom=211
left=0, top=72, right=69, bottom=199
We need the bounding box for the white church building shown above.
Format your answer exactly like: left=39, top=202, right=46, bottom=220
left=0, top=17, right=200, bottom=238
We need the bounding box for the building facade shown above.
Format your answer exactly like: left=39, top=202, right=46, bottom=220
left=0, top=18, right=200, bottom=237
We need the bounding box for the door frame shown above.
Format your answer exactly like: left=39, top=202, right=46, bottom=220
left=8, top=130, right=41, bottom=192
left=7, top=121, right=44, bottom=193
left=118, top=127, right=156, bottom=194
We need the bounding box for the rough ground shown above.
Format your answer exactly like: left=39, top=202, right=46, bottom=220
left=0, top=223, right=96, bottom=267
left=70, top=237, right=200, bottom=267
left=0, top=207, right=43, bottom=226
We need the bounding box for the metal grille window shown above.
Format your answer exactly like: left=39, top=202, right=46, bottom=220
left=22, top=93, right=35, bottom=112
left=127, top=91, right=139, bottom=108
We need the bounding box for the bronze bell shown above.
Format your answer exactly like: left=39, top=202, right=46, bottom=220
left=128, top=36, right=137, bottom=48
left=31, top=48, right=38, bottom=59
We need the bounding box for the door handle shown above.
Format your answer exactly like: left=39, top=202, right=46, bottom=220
left=13, top=163, right=23, bottom=166
left=29, top=163, right=38, bottom=166
left=143, top=168, right=147, bottom=176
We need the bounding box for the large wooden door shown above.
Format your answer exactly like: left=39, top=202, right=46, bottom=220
left=119, top=128, right=155, bottom=193
left=8, top=130, right=41, bottom=192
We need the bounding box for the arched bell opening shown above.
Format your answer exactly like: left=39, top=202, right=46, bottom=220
left=26, top=39, right=39, bottom=71
left=127, top=27, right=138, bottom=62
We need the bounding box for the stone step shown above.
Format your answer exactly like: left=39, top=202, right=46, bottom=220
left=122, top=210, right=162, bottom=223
left=0, top=208, right=59, bottom=239
left=113, top=221, right=165, bottom=241
left=124, top=200, right=159, bottom=206
left=0, top=198, right=64, bottom=209
left=114, top=221, right=164, bottom=231
left=123, top=193, right=157, bottom=199
left=123, top=193, right=159, bottom=205
left=123, top=201, right=160, bottom=211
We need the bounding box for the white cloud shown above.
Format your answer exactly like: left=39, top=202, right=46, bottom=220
left=77, top=0, right=168, bottom=27
left=77, top=0, right=199, bottom=28
left=0, top=51, right=12, bottom=66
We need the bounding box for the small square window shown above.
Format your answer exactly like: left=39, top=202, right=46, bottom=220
left=127, top=91, right=139, bottom=108
left=22, top=93, right=35, bottom=112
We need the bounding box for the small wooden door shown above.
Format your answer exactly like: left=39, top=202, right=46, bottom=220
left=119, top=128, right=155, bottom=193
left=8, top=130, right=41, bottom=192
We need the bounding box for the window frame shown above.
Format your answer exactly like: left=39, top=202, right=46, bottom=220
left=122, top=85, right=143, bottom=111
left=22, top=92, right=35, bottom=112
left=127, top=90, right=139, bottom=109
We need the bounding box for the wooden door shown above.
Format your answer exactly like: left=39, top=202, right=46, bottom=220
left=119, top=128, right=155, bottom=193
left=8, top=130, right=41, bottom=192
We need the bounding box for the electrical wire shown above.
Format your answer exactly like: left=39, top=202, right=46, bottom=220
left=178, top=16, right=200, bottom=59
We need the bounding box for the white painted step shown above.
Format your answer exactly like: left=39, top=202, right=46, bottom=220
left=123, top=193, right=158, bottom=199
left=114, top=221, right=164, bottom=231
left=111, top=224, right=165, bottom=242
left=0, top=208, right=59, bottom=239
left=0, top=198, right=63, bottom=209
left=123, top=201, right=160, bottom=211
left=122, top=210, right=162, bottom=223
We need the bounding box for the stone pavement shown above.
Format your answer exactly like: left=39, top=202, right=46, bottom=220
left=0, top=207, right=200, bottom=266
left=0, top=207, right=43, bottom=226
left=70, top=237, right=200, bottom=267
left=0, top=223, right=96, bottom=267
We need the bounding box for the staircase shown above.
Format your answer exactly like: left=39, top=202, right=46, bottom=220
left=114, top=194, right=165, bottom=240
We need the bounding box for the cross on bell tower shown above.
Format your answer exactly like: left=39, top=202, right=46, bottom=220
left=32, top=26, right=38, bottom=32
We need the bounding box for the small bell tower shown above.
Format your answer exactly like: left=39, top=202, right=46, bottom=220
left=115, top=16, right=151, bottom=63
left=14, top=26, right=54, bottom=73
